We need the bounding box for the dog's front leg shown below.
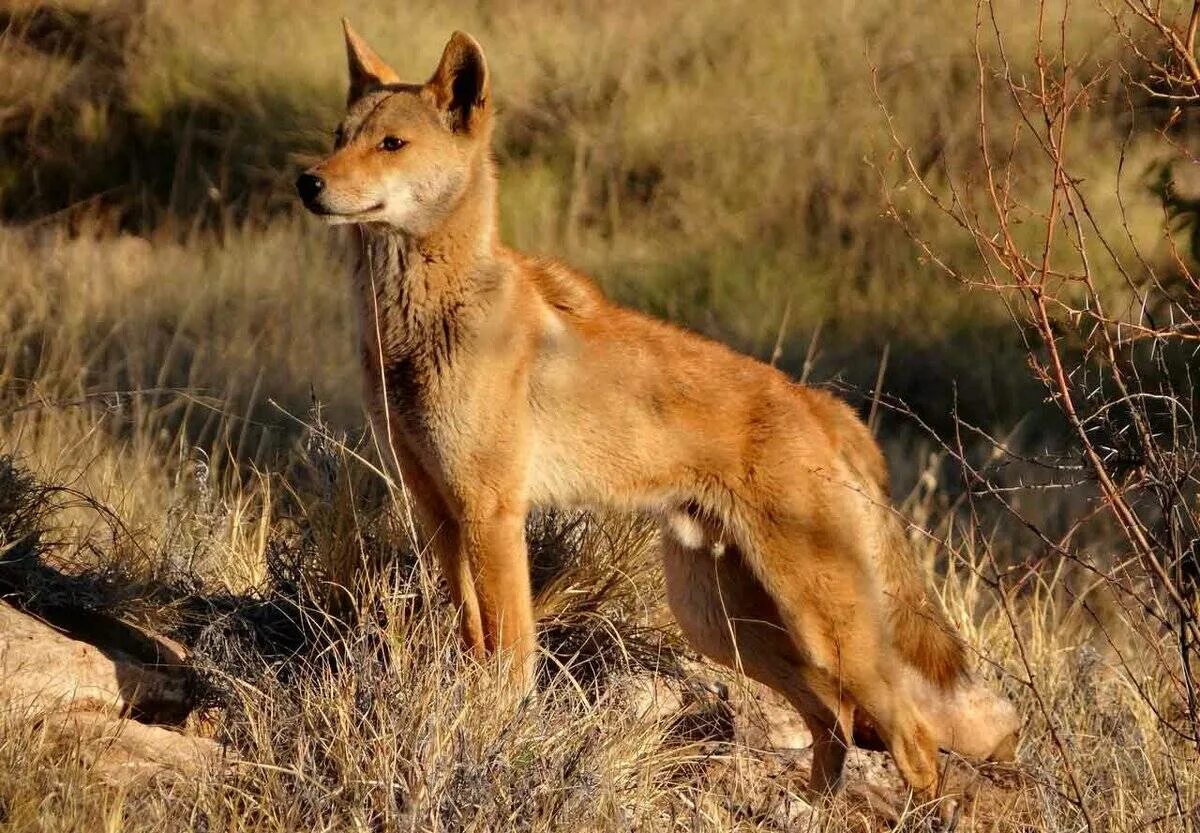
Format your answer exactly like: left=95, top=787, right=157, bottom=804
left=460, top=505, right=537, bottom=691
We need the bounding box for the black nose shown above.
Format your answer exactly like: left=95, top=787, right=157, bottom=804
left=295, top=172, right=325, bottom=205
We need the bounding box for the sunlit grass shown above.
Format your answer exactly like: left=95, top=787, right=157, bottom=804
left=1, top=1, right=1198, bottom=830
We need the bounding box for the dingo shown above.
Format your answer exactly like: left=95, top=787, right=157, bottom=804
left=297, top=23, right=1021, bottom=801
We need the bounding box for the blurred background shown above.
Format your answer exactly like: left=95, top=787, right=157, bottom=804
left=4, top=0, right=1161, bottom=452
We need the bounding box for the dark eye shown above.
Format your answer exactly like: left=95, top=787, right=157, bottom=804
left=378, top=136, right=407, bottom=152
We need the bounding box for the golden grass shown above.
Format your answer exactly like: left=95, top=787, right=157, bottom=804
left=0, top=378, right=1194, bottom=830
left=1, top=1, right=1198, bottom=830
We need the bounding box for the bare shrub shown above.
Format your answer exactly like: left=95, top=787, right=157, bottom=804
left=877, top=1, right=1200, bottom=825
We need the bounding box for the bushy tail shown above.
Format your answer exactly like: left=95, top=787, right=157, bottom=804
left=793, top=385, right=968, bottom=689
left=879, top=512, right=968, bottom=689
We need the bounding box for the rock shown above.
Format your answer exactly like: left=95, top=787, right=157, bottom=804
left=37, top=710, right=222, bottom=786
left=616, top=672, right=736, bottom=744
left=620, top=674, right=685, bottom=722
left=722, top=677, right=811, bottom=750
left=0, top=601, right=221, bottom=785
left=0, top=602, right=190, bottom=720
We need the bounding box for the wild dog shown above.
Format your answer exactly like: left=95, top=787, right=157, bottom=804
left=296, top=22, right=1021, bottom=802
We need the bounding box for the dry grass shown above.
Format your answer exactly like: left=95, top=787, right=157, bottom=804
left=1, top=0, right=1198, bottom=831
left=0, top=399, right=1193, bottom=831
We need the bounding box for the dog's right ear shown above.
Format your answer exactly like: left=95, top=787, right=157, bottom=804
left=343, top=19, right=399, bottom=105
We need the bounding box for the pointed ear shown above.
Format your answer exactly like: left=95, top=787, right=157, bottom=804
left=343, top=19, right=399, bottom=104
left=424, top=31, right=490, bottom=134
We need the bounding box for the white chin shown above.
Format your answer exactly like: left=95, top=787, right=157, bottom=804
left=321, top=207, right=387, bottom=226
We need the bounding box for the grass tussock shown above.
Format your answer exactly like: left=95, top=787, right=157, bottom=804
left=1, top=0, right=1199, bottom=831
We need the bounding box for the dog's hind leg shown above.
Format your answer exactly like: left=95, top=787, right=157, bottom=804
left=661, top=524, right=853, bottom=794
left=735, top=516, right=942, bottom=800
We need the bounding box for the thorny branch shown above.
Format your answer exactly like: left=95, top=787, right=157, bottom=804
left=876, top=0, right=1200, bottom=826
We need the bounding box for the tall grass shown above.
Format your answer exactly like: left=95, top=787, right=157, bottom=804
left=1, top=0, right=1198, bottom=830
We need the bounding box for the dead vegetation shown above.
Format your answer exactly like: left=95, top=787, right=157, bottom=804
left=1, top=0, right=1199, bottom=831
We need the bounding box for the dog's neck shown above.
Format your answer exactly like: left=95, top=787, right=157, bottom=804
left=352, top=153, right=504, bottom=365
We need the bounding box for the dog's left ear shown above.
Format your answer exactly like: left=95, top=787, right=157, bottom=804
left=343, top=19, right=399, bottom=104
left=424, top=31, right=490, bottom=134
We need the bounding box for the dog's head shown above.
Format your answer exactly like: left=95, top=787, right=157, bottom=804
left=296, top=23, right=491, bottom=234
